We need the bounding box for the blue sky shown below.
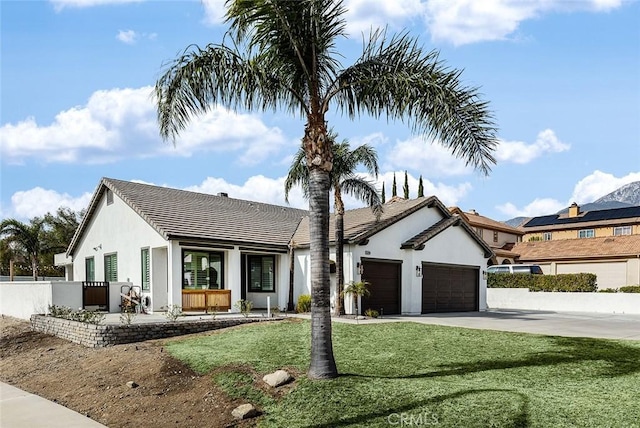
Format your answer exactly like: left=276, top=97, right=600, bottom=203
left=1, top=0, right=639, bottom=223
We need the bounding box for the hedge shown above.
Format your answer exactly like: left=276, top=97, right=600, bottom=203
left=600, top=285, right=640, bottom=293
left=487, top=272, right=597, bottom=292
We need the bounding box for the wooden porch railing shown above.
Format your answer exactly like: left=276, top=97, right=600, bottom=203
left=182, top=289, right=231, bottom=312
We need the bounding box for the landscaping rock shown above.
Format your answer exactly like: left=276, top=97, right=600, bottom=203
left=262, top=369, right=293, bottom=387
left=231, top=403, right=258, bottom=420
left=126, top=381, right=138, bottom=389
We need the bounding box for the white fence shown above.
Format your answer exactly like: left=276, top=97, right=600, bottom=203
left=0, top=281, right=132, bottom=320
left=487, top=288, right=640, bottom=315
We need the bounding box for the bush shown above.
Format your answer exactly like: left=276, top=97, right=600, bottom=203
left=598, top=288, right=619, bottom=293
left=296, top=294, right=311, bottom=313
left=164, top=304, right=183, bottom=321
left=364, top=308, right=379, bottom=318
left=47, top=305, right=105, bottom=325
left=488, top=272, right=597, bottom=292
left=233, top=299, right=253, bottom=318
left=619, top=285, right=640, bottom=293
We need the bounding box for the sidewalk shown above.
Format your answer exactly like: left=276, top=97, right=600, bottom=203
left=0, top=382, right=107, bottom=428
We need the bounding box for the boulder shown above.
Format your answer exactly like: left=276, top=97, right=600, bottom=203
left=232, top=403, right=258, bottom=420
left=262, top=370, right=293, bottom=388
left=126, top=381, right=139, bottom=389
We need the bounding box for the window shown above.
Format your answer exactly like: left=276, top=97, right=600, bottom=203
left=106, top=189, right=114, bottom=205
left=182, top=250, right=223, bottom=290
left=493, top=231, right=499, bottom=243
left=542, top=232, right=552, bottom=241
left=475, top=227, right=483, bottom=238
left=141, top=248, right=150, bottom=291
left=578, top=229, right=595, bottom=239
left=104, top=253, right=118, bottom=282
left=614, top=226, right=632, bottom=236
left=248, top=255, right=275, bottom=292
left=85, top=257, right=95, bottom=281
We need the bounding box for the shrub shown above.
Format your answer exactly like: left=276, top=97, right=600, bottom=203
left=48, top=304, right=73, bottom=318
left=120, top=307, right=137, bottom=325
left=619, top=285, right=640, bottom=293
left=47, top=305, right=105, bottom=325
left=598, top=288, right=619, bottom=293
left=234, top=299, right=253, bottom=317
left=364, top=308, right=379, bottom=318
left=164, top=304, right=183, bottom=321
left=488, top=272, right=597, bottom=292
left=296, top=294, right=311, bottom=313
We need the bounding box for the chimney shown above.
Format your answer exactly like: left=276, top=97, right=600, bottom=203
left=568, top=202, right=580, bottom=218
left=218, top=192, right=228, bottom=197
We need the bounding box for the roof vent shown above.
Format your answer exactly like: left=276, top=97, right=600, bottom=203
left=218, top=192, right=228, bottom=197
left=469, top=209, right=479, bottom=215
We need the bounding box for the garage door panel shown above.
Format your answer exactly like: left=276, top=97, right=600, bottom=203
left=361, top=261, right=401, bottom=315
left=422, top=264, right=478, bottom=313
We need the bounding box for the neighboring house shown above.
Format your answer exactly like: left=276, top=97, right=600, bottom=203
left=293, top=197, right=494, bottom=315
left=520, top=203, right=640, bottom=242
left=449, top=207, right=523, bottom=265
left=514, top=204, right=640, bottom=289
left=60, top=178, right=494, bottom=315
left=512, top=235, right=640, bottom=289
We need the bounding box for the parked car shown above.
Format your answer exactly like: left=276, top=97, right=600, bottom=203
left=487, top=264, right=544, bottom=275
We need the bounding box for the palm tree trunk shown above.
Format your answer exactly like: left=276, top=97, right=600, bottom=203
left=31, top=256, right=38, bottom=281
left=287, top=243, right=295, bottom=312
left=334, top=212, right=345, bottom=316
left=308, top=167, right=338, bottom=379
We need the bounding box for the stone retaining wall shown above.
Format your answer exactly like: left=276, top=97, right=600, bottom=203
left=31, top=315, right=280, bottom=348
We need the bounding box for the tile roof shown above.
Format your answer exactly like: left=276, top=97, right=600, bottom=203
left=449, top=207, right=523, bottom=235
left=522, top=206, right=640, bottom=229
left=68, top=178, right=308, bottom=255
left=512, top=234, right=640, bottom=261
left=292, top=196, right=445, bottom=247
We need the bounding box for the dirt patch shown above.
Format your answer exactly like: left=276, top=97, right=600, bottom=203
left=0, top=316, right=260, bottom=427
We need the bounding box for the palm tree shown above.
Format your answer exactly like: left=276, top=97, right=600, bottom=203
left=0, top=218, right=46, bottom=280
left=285, top=136, right=382, bottom=317
left=154, top=0, right=497, bottom=379
left=341, top=280, right=370, bottom=322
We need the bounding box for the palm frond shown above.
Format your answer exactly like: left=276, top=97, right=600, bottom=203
left=284, top=145, right=310, bottom=202
left=331, top=29, right=497, bottom=175
left=340, top=177, right=383, bottom=219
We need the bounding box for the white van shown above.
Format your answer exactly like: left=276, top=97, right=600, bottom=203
left=487, top=264, right=544, bottom=275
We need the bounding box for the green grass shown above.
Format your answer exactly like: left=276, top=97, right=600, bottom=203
left=166, top=320, right=640, bottom=427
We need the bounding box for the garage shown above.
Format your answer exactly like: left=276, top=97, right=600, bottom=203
left=556, top=262, right=627, bottom=290
left=361, top=260, right=401, bottom=315
left=422, top=263, right=478, bottom=313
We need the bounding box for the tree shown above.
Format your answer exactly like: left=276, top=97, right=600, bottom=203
left=0, top=218, right=47, bottom=280
left=43, top=207, right=84, bottom=254
left=154, top=0, right=497, bottom=379
left=341, top=280, right=370, bottom=321
left=285, top=136, right=382, bottom=317
left=403, top=170, right=409, bottom=199
left=392, top=173, right=398, bottom=197
left=418, top=175, right=424, bottom=198
left=381, top=182, right=386, bottom=204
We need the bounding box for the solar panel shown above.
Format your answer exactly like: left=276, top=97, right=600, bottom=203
left=522, top=205, right=640, bottom=228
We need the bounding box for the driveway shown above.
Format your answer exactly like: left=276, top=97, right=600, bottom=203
left=380, top=310, right=640, bottom=340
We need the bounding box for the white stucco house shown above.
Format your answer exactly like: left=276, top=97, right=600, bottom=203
left=58, top=178, right=493, bottom=315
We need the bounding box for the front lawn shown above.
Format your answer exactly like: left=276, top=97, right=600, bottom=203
left=167, top=320, right=640, bottom=427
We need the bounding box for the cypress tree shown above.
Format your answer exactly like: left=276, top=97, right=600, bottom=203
left=403, top=170, right=409, bottom=199
left=418, top=175, right=424, bottom=197
left=381, top=182, right=386, bottom=203
left=392, top=173, right=397, bottom=197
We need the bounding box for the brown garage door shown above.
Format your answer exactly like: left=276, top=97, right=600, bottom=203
left=361, top=260, right=401, bottom=315
left=422, top=264, right=478, bottom=313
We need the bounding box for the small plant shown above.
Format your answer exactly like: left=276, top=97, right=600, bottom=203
left=598, top=288, right=619, bottom=293
left=364, top=308, right=379, bottom=318
left=341, top=281, right=371, bottom=319
left=48, top=304, right=73, bottom=318
left=206, top=304, right=220, bottom=319
left=69, top=309, right=106, bottom=325
left=620, top=285, right=640, bottom=293
left=120, top=307, right=137, bottom=325
left=234, top=299, right=253, bottom=317
left=164, top=304, right=183, bottom=321
left=296, top=294, right=311, bottom=313
left=270, top=306, right=281, bottom=317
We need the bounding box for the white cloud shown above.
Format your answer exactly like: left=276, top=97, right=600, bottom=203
left=343, top=0, right=624, bottom=46
left=496, top=129, right=570, bottom=164
left=496, top=198, right=566, bottom=218
left=8, top=187, right=93, bottom=220
left=569, top=170, right=640, bottom=204
left=201, top=0, right=227, bottom=25
left=50, top=0, right=141, bottom=11
left=350, top=132, right=389, bottom=148
left=116, top=29, right=137, bottom=44
left=495, top=169, right=640, bottom=218
left=0, top=86, right=287, bottom=165
left=385, top=136, right=471, bottom=177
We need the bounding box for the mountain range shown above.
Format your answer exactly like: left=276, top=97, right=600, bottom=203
left=504, top=181, right=640, bottom=227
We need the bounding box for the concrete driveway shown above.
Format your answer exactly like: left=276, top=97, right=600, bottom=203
left=374, top=310, right=640, bottom=340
